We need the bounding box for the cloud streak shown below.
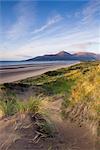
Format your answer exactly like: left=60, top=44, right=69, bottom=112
left=6, top=1, right=36, bottom=39
left=81, top=0, right=100, bottom=24
left=12, top=28, right=99, bottom=60
left=32, top=14, right=62, bottom=34
left=1, top=0, right=100, bottom=60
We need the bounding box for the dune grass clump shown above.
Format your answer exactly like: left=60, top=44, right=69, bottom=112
left=0, top=92, right=42, bottom=117
left=16, top=97, right=41, bottom=114
left=0, top=93, right=18, bottom=116
left=61, top=64, right=100, bottom=136
left=27, top=97, right=41, bottom=113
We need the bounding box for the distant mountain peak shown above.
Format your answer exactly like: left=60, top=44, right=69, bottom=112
left=26, top=51, right=100, bottom=61
left=57, top=51, right=71, bottom=56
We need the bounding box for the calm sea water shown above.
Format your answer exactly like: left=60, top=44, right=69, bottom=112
left=0, top=61, right=78, bottom=67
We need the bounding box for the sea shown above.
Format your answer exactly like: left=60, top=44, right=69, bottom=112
left=0, top=61, right=78, bottom=67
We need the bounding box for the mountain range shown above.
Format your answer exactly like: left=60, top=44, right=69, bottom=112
left=27, top=51, right=100, bottom=61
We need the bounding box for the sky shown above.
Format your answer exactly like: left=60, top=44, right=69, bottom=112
left=0, top=0, right=100, bottom=60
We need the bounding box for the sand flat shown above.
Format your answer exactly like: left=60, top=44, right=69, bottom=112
left=0, top=62, right=79, bottom=84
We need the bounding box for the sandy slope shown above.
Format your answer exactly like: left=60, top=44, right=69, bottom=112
left=0, top=98, right=98, bottom=150
left=42, top=98, right=97, bottom=150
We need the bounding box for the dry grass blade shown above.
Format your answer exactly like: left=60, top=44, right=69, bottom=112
left=0, top=133, right=21, bottom=150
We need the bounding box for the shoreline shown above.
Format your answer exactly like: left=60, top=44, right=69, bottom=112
left=0, top=62, right=79, bottom=84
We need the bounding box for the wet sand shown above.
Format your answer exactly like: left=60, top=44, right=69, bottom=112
left=0, top=62, right=79, bottom=84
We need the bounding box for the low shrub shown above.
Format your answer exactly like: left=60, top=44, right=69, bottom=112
left=0, top=93, right=18, bottom=116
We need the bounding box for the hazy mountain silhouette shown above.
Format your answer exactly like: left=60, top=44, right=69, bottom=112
left=27, top=51, right=100, bottom=61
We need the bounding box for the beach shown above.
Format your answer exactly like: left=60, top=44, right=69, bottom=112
left=0, top=62, right=79, bottom=84
left=0, top=61, right=99, bottom=150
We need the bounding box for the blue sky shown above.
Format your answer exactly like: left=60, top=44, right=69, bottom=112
left=0, top=0, right=100, bottom=60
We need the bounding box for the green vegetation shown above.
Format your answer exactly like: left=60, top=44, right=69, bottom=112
left=27, top=97, right=41, bottom=113
left=0, top=92, right=18, bottom=116
left=0, top=61, right=100, bottom=137
left=0, top=94, right=41, bottom=117
left=0, top=61, right=100, bottom=115
left=61, top=62, right=100, bottom=136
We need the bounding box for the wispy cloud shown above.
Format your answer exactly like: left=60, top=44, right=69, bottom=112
left=13, top=28, right=99, bottom=60
left=16, top=54, right=32, bottom=59
left=1, top=0, right=100, bottom=60
left=81, top=0, right=100, bottom=24
left=6, top=1, right=36, bottom=39
left=1, top=21, right=99, bottom=60
left=32, top=14, right=62, bottom=34
left=70, top=42, right=100, bottom=50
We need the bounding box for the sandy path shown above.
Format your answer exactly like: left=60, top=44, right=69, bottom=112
left=42, top=98, right=97, bottom=150
left=0, top=98, right=98, bottom=150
